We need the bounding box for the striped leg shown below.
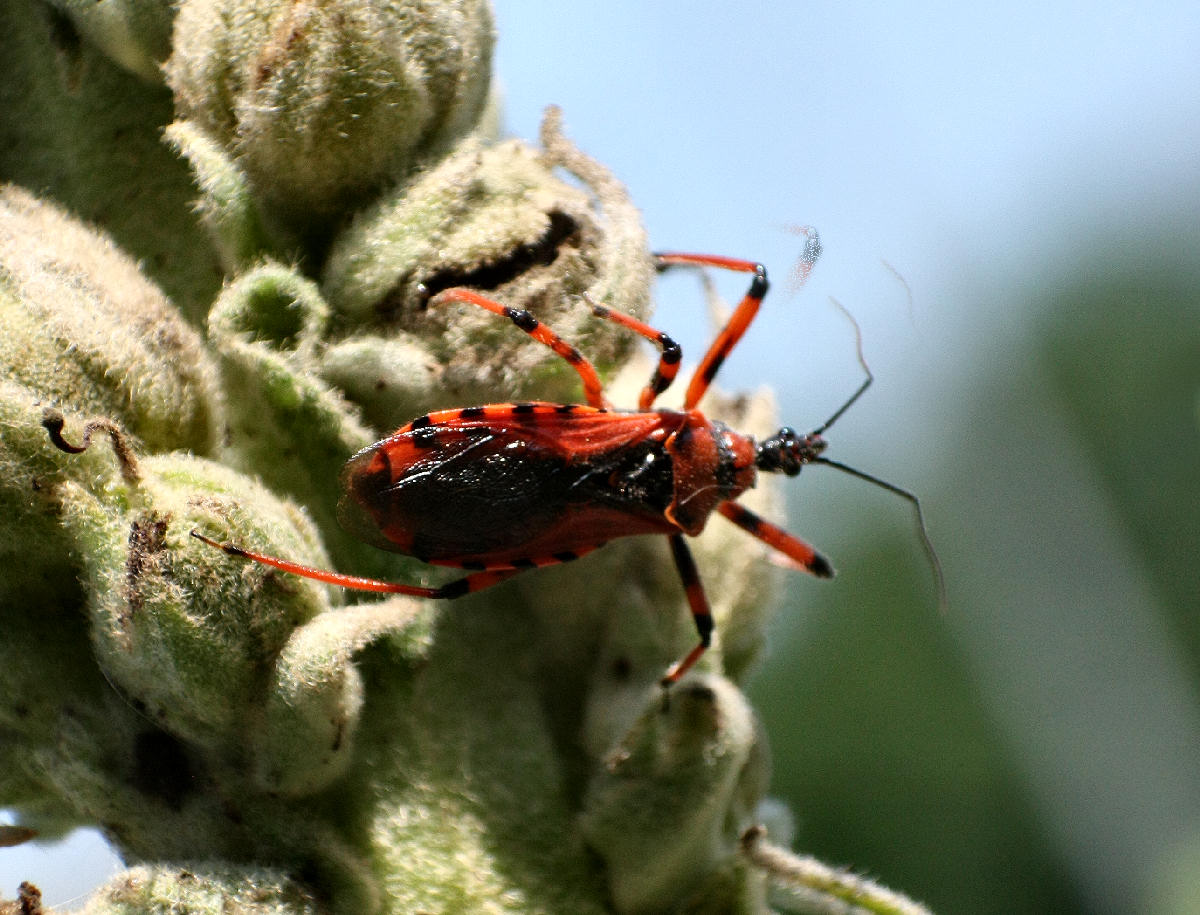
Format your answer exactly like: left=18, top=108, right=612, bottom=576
left=190, top=532, right=595, bottom=599
left=653, top=253, right=770, bottom=410
left=717, top=502, right=834, bottom=579
left=661, top=534, right=715, bottom=686
left=585, top=296, right=683, bottom=409
left=431, top=288, right=609, bottom=408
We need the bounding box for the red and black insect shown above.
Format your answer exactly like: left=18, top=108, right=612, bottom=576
left=192, top=250, right=942, bottom=686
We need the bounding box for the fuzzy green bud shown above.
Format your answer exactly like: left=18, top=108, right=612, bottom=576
left=0, top=186, right=223, bottom=456
left=57, top=452, right=334, bottom=746
left=581, top=674, right=771, bottom=914
left=0, top=186, right=223, bottom=612
left=320, top=107, right=655, bottom=420
left=82, top=863, right=321, bottom=914
left=257, top=597, right=435, bottom=795
left=165, top=0, right=495, bottom=239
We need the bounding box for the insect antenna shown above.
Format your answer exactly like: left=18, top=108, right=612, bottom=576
left=812, top=297, right=872, bottom=436
left=816, top=456, right=947, bottom=613
left=808, top=299, right=947, bottom=610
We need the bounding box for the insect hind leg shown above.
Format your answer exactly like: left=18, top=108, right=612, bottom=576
left=190, top=531, right=526, bottom=598
left=656, top=233, right=821, bottom=411
left=192, top=532, right=603, bottom=600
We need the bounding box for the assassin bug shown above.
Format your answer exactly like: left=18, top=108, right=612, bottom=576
left=192, top=249, right=942, bottom=686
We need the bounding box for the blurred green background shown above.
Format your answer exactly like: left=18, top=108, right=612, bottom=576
left=751, top=228, right=1200, bottom=914
left=5, top=2, right=1200, bottom=912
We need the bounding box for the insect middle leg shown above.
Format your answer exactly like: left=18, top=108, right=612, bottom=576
left=661, top=534, right=715, bottom=686
left=584, top=296, right=683, bottom=410
left=590, top=241, right=826, bottom=409
left=575, top=253, right=774, bottom=412
left=430, top=288, right=610, bottom=408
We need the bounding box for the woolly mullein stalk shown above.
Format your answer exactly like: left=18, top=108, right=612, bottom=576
left=0, top=188, right=782, bottom=915
left=580, top=675, right=772, bottom=914
left=0, top=2, right=931, bottom=912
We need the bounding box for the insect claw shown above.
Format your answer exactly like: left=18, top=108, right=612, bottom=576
left=189, top=530, right=244, bottom=557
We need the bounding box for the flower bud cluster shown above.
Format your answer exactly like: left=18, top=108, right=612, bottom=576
left=1, top=3, right=789, bottom=912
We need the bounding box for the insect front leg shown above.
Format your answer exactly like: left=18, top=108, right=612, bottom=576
left=717, top=501, right=834, bottom=578
left=653, top=253, right=770, bottom=410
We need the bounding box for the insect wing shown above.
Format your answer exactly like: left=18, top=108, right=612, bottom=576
left=338, top=406, right=675, bottom=562
left=338, top=423, right=497, bottom=554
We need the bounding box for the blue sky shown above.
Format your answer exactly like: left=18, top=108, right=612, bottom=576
left=496, top=1, right=1200, bottom=428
